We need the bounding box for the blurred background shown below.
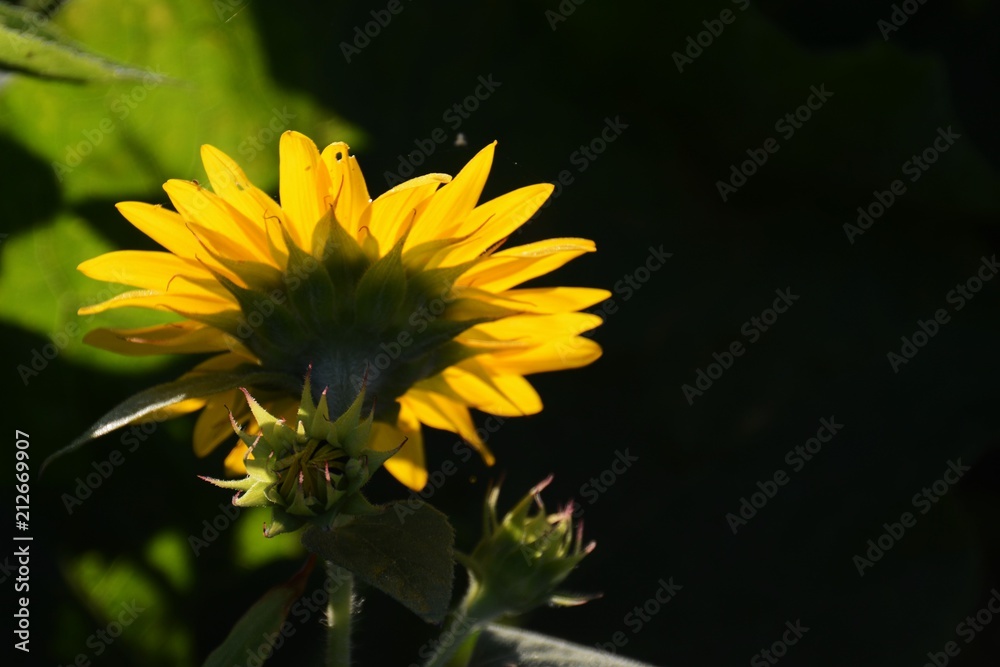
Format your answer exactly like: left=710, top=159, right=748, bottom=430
left=3, top=0, right=1000, bottom=665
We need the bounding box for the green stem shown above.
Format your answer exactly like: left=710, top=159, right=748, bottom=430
left=421, top=607, right=478, bottom=667
left=325, top=561, right=353, bottom=667
left=422, top=584, right=498, bottom=667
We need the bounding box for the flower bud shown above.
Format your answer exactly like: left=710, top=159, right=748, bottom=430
left=459, top=476, right=596, bottom=619
left=201, top=376, right=400, bottom=537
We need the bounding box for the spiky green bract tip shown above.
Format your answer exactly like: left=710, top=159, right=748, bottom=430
left=200, top=378, right=400, bottom=537
left=458, top=476, right=597, bottom=620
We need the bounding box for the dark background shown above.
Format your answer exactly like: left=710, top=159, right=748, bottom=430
left=4, top=0, right=1000, bottom=665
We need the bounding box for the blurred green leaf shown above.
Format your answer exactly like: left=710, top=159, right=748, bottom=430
left=234, top=507, right=305, bottom=570
left=145, top=529, right=194, bottom=593
left=66, top=552, right=193, bottom=666
left=301, top=502, right=455, bottom=623
left=0, top=2, right=167, bottom=82
left=0, top=0, right=360, bottom=202
left=202, top=557, right=315, bottom=667
left=0, top=214, right=174, bottom=373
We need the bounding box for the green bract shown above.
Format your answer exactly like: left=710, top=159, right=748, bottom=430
left=198, top=215, right=484, bottom=419
left=201, top=377, right=400, bottom=537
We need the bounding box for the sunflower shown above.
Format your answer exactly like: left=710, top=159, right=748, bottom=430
left=77, top=131, right=608, bottom=490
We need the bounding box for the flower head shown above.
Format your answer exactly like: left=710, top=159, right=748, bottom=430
left=78, top=131, right=608, bottom=489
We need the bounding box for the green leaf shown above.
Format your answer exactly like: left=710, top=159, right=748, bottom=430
left=301, top=502, right=454, bottom=623
left=0, top=0, right=362, bottom=203
left=469, top=624, right=661, bottom=667
left=0, top=3, right=166, bottom=82
left=202, top=557, right=316, bottom=667
left=43, top=369, right=297, bottom=473
left=66, top=548, right=193, bottom=665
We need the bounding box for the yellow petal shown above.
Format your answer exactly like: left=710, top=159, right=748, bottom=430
left=370, top=402, right=427, bottom=490
left=82, top=322, right=244, bottom=356
left=279, top=131, right=332, bottom=250
left=184, top=220, right=266, bottom=283
left=406, top=142, right=495, bottom=249
left=362, top=173, right=451, bottom=248
left=200, top=143, right=257, bottom=207
left=224, top=441, right=250, bottom=476
left=78, top=250, right=215, bottom=292
left=193, top=389, right=247, bottom=457
left=115, top=202, right=202, bottom=260
left=456, top=238, right=597, bottom=292
left=401, top=388, right=495, bottom=465
left=185, top=351, right=259, bottom=375
left=443, top=360, right=543, bottom=416
left=498, top=286, right=611, bottom=312
left=77, top=277, right=237, bottom=316
left=478, top=336, right=603, bottom=375
left=431, top=183, right=553, bottom=267
left=460, top=312, right=604, bottom=348
left=199, top=144, right=289, bottom=266
left=450, top=286, right=611, bottom=317
left=321, top=142, right=370, bottom=240
left=163, top=179, right=269, bottom=258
